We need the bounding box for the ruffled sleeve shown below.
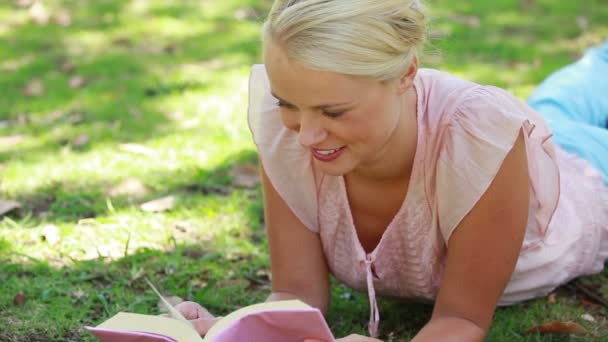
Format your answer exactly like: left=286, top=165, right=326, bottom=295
left=432, top=85, right=560, bottom=244
left=247, top=64, right=320, bottom=232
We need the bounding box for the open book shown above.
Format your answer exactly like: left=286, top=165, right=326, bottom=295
left=85, top=280, right=335, bottom=342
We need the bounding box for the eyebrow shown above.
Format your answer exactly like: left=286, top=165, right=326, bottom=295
left=271, top=92, right=354, bottom=109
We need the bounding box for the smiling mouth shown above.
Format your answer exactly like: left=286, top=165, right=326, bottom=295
left=316, top=148, right=341, bottom=155
left=311, top=146, right=345, bottom=162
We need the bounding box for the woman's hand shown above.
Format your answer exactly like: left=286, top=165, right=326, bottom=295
left=170, top=301, right=221, bottom=335
left=334, top=334, right=383, bottom=341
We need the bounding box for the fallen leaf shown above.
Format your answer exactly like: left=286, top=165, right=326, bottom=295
left=581, top=299, right=601, bottom=310
left=112, top=37, right=133, bottom=47
left=229, top=164, right=260, bottom=188
left=108, top=178, right=149, bottom=198
left=119, top=143, right=158, bottom=157
left=0, top=135, right=25, bottom=147
left=576, top=16, right=589, bottom=31
left=521, top=0, right=535, bottom=10
left=0, top=199, right=21, bottom=216
left=66, top=112, right=85, bottom=124
left=16, top=0, right=34, bottom=8
left=23, top=79, right=44, bottom=96
left=581, top=314, right=595, bottom=322
left=163, top=44, right=176, bottom=54
left=526, top=321, right=588, bottom=335
left=449, top=14, right=480, bottom=27
left=54, top=9, right=72, bottom=27
left=72, top=134, right=89, bottom=147
left=17, top=113, right=29, bottom=126
left=70, top=289, right=87, bottom=300
left=140, top=196, right=176, bottom=212
left=234, top=7, right=262, bottom=21
left=58, top=59, right=75, bottom=74
left=69, top=76, right=86, bottom=88
left=181, top=246, right=209, bottom=259
left=41, top=224, right=60, bottom=245
left=13, top=292, right=26, bottom=306
left=157, top=295, right=184, bottom=312
left=547, top=292, right=556, bottom=303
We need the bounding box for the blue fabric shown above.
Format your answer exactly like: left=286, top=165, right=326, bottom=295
left=528, top=40, right=608, bottom=183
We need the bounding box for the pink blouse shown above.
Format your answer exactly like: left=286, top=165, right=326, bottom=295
left=247, top=65, right=608, bottom=337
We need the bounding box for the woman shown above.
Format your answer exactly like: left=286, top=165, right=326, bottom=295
left=177, top=1, right=608, bottom=340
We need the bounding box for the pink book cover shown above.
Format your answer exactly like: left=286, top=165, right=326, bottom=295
left=85, top=303, right=335, bottom=342
left=206, top=307, right=335, bottom=341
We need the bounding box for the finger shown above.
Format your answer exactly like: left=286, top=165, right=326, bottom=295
left=195, top=306, right=215, bottom=320
left=173, top=302, right=203, bottom=320
left=190, top=317, right=223, bottom=336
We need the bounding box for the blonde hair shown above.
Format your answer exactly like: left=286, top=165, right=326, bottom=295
left=262, top=0, right=427, bottom=81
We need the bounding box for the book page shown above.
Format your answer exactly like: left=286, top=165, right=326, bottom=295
left=97, top=312, right=204, bottom=342
left=204, top=300, right=313, bottom=339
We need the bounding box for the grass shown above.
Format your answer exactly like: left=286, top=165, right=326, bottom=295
left=0, top=0, right=607, bottom=341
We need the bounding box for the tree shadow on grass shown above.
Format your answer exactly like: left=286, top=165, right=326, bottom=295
left=3, top=148, right=260, bottom=224
left=0, top=0, right=264, bottom=166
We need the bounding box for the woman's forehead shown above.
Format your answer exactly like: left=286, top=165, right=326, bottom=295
left=265, top=45, right=378, bottom=104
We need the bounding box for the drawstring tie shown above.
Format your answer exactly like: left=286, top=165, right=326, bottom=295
left=363, top=257, right=380, bottom=338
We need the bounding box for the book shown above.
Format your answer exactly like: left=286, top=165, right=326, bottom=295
left=85, top=280, right=335, bottom=342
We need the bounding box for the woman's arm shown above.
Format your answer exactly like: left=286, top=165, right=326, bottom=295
left=413, top=130, right=530, bottom=341
left=260, top=163, right=331, bottom=314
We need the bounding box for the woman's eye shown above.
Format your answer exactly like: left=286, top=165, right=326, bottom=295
left=276, top=100, right=291, bottom=108
left=323, top=110, right=345, bottom=118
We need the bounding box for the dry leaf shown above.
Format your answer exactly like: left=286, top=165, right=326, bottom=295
left=449, top=14, right=480, bottom=27
left=521, top=0, right=535, bottom=9
left=13, top=292, right=26, bottom=306
left=0, top=135, right=25, bottom=147
left=140, top=196, right=176, bottom=212
left=119, top=143, right=158, bottom=157
left=71, top=289, right=88, bottom=300
left=72, top=134, right=89, bottom=147
left=58, top=60, right=75, bottom=74
left=69, top=76, right=86, bottom=89
left=66, top=112, right=85, bottom=124
left=0, top=199, right=21, bottom=216
left=16, top=0, right=34, bottom=8
left=547, top=292, right=556, bottom=303
left=108, top=178, right=149, bottom=198
left=112, top=37, right=133, bottom=47
left=581, top=299, right=601, bottom=310
left=229, top=164, right=260, bottom=188
left=234, top=7, right=261, bottom=21
left=23, top=79, right=44, bottom=96
left=54, top=10, right=72, bottom=27
left=576, top=16, right=589, bottom=31
left=526, top=321, right=588, bottom=335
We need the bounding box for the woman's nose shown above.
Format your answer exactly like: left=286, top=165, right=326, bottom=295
left=297, top=114, right=327, bottom=147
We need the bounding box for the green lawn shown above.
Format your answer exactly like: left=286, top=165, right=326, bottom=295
left=1, top=0, right=607, bottom=341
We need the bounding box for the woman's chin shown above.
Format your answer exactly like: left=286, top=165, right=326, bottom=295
left=312, top=159, right=356, bottom=176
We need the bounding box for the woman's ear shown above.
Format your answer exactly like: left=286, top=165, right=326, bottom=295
left=397, top=55, right=418, bottom=95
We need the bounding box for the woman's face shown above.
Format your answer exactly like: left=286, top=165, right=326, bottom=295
left=264, top=43, right=413, bottom=177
